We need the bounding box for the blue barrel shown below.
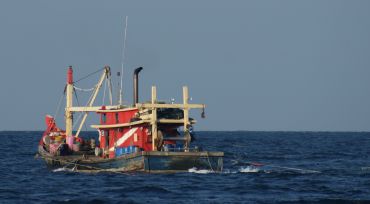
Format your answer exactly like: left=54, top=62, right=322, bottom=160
left=127, top=146, right=136, bottom=154
left=127, top=146, right=132, bottom=154
left=115, top=147, right=123, bottom=157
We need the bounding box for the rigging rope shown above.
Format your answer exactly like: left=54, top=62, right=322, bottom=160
left=53, top=89, right=65, bottom=120
left=72, top=86, right=96, bottom=129
left=74, top=67, right=105, bottom=84
left=206, top=151, right=215, bottom=172
left=73, top=88, right=88, bottom=131
left=102, top=78, right=107, bottom=105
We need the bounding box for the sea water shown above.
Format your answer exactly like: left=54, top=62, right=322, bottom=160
left=1, top=131, right=370, bottom=203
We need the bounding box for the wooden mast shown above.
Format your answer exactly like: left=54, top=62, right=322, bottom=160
left=66, top=66, right=73, bottom=138
left=183, top=86, right=189, bottom=132
left=151, top=86, right=158, bottom=151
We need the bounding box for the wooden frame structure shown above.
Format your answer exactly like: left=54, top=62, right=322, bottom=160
left=65, top=66, right=205, bottom=152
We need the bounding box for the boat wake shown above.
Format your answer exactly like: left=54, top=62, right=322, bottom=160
left=188, top=167, right=214, bottom=174
left=52, top=167, right=74, bottom=173
left=188, top=166, right=261, bottom=174
left=188, top=163, right=320, bottom=175
left=239, top=166, right=260, bottom=173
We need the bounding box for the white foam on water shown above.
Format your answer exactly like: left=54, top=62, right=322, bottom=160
left=221, top=169, right=238, bottom=174
left=52, top=167, right=73, bottom=172
left=188, top=166, right=261, bottom=174
left=239, top=166, right=260, bottom=173
left=188, top=167, right=213, bottom=174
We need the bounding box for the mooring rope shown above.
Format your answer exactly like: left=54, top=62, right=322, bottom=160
left=246, top=161, right=321, bottom=174
left=205, top=151, right=214, bottom=172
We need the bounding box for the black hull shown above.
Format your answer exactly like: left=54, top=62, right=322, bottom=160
left=38, top=146, right=224, bottom=173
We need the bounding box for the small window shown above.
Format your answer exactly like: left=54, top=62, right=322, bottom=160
left=102, top=113, right=107, bottom=123
left=115, top=113, right=119, bottom=123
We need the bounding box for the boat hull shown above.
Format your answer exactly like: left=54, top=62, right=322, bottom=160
left=38, top=146, right=223, bottom=173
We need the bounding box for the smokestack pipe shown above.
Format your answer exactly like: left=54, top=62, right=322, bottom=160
left=133, top=67, right=143, bottom=105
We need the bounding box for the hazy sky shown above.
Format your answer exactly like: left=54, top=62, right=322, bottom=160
left=1, top=0, right=370, bottom=131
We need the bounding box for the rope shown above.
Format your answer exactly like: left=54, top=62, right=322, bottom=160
left=73, top=88, right=88, bottom=131
left=246, top=161, right=321, bottom=174
left=53, top=91, right=65, bottom=120
left=102, top=78, right=107, bottom=105
left=267, top=164, right=320, bottom=173
left=72, top=85, right=96, bottom=129
left=74, top=67, right=105, bottom=83
left=205, top=151, right=214, bottom=172
left=38, top=155, right=129, bottom=175
left=72, top=112, right=83, bottom=129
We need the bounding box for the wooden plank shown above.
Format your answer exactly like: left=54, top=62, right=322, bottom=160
left=158, top=119, right=197, bottom=124
left=90, top=119, right=196, bottom=129
left=136, top=103, right=205, bottom=109
left=142, top=151, right=224, bottom=157
left=162, top=137, right=187, bottom=141
left=67, top=105, right=122, bottom=112
left=90, top=120, right=150, bottom=129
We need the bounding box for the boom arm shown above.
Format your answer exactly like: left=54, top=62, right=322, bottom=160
left=73, top=66, right=111, bottom=138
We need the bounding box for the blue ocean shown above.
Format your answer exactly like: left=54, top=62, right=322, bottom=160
left=1, top=131, right=370, bottom=203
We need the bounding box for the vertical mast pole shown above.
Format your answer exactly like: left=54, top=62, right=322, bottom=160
left=151, top=86, right=158, bottom=151
left=66, top=66, right=74, bottom=143
left=119, top=16, right=128, bottom=105
left=183, top=86, right=189, bottom=132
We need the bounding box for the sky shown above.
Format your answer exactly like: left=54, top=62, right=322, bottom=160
left=0, top=0, right=370, bottom=131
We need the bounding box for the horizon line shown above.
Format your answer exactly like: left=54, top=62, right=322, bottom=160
left=1, top=129, right=370, bottom=133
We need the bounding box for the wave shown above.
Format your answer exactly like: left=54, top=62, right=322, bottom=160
left=239, top=166, right=260, bottom=173
left=52, top=167, right=74, bottom=172
left=188, top=166, right=261, bottom=174
left=188, top=167, right=214, bottom=174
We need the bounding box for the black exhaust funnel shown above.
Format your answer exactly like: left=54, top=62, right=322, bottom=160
left=133, top=67, right=143, bottom=105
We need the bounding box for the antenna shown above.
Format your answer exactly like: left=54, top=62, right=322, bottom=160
left=117, top=71, right=121, bottom=105
left=119, top=16, right=128, bottom=105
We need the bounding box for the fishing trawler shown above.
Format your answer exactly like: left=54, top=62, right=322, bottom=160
left=37, top=66, right=224, bottom=173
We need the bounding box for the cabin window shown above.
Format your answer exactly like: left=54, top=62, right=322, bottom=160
left=102, top=113, right=107, bottom=123
left=105, top=130, right=109, bottom=147
left=115, top=113, right=119, bottom=123
left=118, top=128, right=123, bottom=132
